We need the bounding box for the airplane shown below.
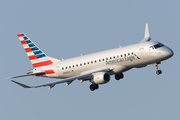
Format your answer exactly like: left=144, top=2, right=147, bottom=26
left=8, top=23, right=174, bottom=91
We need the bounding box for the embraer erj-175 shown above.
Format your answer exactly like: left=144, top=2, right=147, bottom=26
left=8, top=23, right=174, bottom=91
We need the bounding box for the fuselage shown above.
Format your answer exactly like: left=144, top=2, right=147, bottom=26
left=42, top=41, right=173, bottom=79
left=10, top=25, right=174, bottom=90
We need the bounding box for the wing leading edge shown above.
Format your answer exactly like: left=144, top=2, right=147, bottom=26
left=10, top=69, right=110, bottom=89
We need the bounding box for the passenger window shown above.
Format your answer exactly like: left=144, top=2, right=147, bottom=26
left=76, top=64, right=78, bottom=67
left=132, top=52, right=133, bottom=55
left=84, top=63, right=86, bottom=65
left=69, top=66, right=71, bottom=68
left=121, top=55, right=123, bottom=57
left=124, top=54, right=126, bottom=57
left=66, top=67, right=67, bottom=69
left=99, top=59, right=101, bottom=62
left=113, top=56, right=115, bottom=59
left=103, top=58, right=105, bottom=61
left=106, top=58, right=108, bottom=60
left=80, top=63, right=82, bottom=66
left=88, top=62, right=89, bottom=64
left=128, top=53, right=130, bottom=55
left=73, top=65, right=74, bottom=68
left=117, top=55, right=119, bottom=58
left=91, top=61, right=93, bottom=63
left=110, top=57, right=112, bottom=59
left=95, top=60, right=97, bottom=63
left=62, top=67, right=64, bottom=70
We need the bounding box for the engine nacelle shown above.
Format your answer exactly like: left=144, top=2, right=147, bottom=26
left=91, top=72, right=110, bottom=84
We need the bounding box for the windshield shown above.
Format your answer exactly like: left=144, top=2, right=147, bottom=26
left=153, top=43, right=164, bottom=49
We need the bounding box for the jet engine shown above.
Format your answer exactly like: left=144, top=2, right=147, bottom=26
left=91, top=72, right=110, bottom=84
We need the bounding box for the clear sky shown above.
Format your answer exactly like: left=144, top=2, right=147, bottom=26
left=1, top=0, right=179, bottom=120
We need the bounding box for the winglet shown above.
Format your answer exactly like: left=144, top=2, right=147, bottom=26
left=11, top=80, right=32, bottom=88
left=140, top=23, right=151, bottom=43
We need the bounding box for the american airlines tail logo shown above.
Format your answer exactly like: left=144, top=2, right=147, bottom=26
left=106, top=53, right=140, bottom=65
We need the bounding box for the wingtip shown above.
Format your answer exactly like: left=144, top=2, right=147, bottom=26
left=11, top=80, right=32, bottom=88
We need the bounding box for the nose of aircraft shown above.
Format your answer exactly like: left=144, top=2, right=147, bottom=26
left=164, top=47, right=174, bottom=59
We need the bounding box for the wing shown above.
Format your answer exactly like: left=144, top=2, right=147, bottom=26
left=10, top=69, right=110, bottom=89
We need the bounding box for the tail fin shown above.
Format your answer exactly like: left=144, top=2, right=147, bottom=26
left=17, top=33, right=60, bottom=69
left=139, top=23, right=151, bottom=43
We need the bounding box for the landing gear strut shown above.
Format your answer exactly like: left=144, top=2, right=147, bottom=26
left=155, top=64, right=162, bottom=75
left=115, top=73, right=124, bottom=80
left=89, top=84, right=99, bottom=91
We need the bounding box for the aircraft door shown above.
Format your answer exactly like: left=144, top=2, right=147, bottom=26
left=139, top=48, right=146, bottom=59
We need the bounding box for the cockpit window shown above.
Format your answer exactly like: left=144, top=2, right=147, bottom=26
left=149, top=46, right=154, bottom=50
left=154, top=43, right=164, bottom=49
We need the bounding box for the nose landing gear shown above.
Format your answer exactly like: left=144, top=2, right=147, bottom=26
left=155, top=64, right=162, bottom=75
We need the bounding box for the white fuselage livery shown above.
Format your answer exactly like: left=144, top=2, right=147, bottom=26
left=46, top=41, right=173, bottom=79
left=9, top=24, right=174, bottom=91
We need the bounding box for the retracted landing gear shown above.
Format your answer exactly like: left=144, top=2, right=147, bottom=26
left=89, top=83, right=99, bottom=91
left=115, top=73, right=124, bottom=80
left=154, top=63, right=162, bottom=75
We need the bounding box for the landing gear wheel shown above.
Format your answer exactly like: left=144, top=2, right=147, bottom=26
left=90, top=84, right=95, bottom=91
left=89, top=84, right=99, bottom=91
left=156, top=70, right=162, bottom=75
left=94, top=84, right=99, bottom=89
left=119, top=73, right=124, bottom=79
left=115, top=73, right=124, bottom=80
left=154, top=63, right=162, bottom=75
left=115, top=74, right=120, bottom=80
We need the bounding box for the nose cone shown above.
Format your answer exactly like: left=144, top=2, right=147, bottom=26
left=164, top=47, right=174, bottom=59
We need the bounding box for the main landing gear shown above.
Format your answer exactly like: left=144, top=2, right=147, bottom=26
left=155, top=64, right=162, bottom=75
left=89, top=83, right=99, bottom=91
left=115, top=73, right=124, bottom=80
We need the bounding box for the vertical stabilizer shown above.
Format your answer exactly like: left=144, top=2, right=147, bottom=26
left=17, top=33, right=59, bottom=69
left=140, top=23, right=151, bottom=43
left=144, top=23, right=150, bottom=38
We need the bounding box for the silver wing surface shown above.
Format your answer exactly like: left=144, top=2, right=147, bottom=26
left=10, top=69, right=110, bottom=89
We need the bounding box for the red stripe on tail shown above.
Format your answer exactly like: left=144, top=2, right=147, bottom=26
left=21, top=40, right=27, bottom=45
left=35, top=69, right=55, bottom=76
left=33, top=60, right=53, bottom=68
left=25, top=48, right=32, bottom=52
left=45, top=69, right=55, bottom=74
left=17, top=34, right=22, bottom=37
left=29, top=55, right=37, bottom=60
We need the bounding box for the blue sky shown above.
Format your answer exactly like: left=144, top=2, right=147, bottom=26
left=1, top=0, right=179, bottom=120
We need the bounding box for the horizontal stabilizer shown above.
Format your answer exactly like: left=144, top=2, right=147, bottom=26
left=11, top=80, right=32, bottom=88
left=7, top=71, right=45, bottom=79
